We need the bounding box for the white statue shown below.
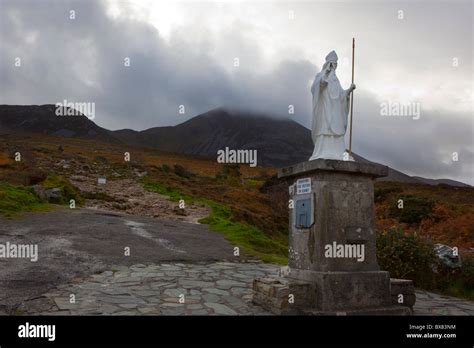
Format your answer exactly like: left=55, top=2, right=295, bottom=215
left=310, top=50, right=356, bottom=161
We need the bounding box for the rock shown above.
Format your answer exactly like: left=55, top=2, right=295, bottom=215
left=179, top=280, right=215, bottom=289
left=230, top=287, right=252, bottom=296
left=32, top=184, right=47, bottom=201
left=70, top=175, right=87, bottom=182
left=55, top=159, right=68, bottom=167
left=202, top=294, right=220, bottom=302
left=53, top=297, right=78, bottom=310
left=202, top=288, right=229, bottom=296
left=434, top=244, right=462, bottom=268
left=187, top=304, right=203, bottom=310
left=216, top=280, right=246, bottom=289
left=204, top=302, right=237, bottom=315
left=45, top=187, right=63, bottom=201
left=279, top=266, right=290, bottom=277
left=163, top=288, right=187, bottom=298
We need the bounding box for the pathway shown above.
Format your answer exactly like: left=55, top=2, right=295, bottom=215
left=17, top=262, right=474, bottom=316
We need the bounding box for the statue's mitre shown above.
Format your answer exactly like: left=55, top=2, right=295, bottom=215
left=325, top=50, right=338, bottom=62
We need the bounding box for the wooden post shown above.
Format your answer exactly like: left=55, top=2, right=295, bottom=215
left=349, top=38, right=355, bottom=156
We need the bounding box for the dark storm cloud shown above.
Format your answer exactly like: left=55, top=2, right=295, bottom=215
left=0, top=0, right=315, bottom=130
left=0, top=0, right=472, bottom=184
left=347, top=90, right=474, bottom=183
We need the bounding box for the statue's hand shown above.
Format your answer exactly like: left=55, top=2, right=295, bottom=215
left=349, top=83, right=356, bottom=92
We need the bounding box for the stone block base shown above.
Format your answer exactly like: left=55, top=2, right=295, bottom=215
left=252, top=277, right=312, bottom=315
left=288, top=269, right=392, bottom=311
left=390, top=278, right=416, bottom=311
left=253, top=275, right=414, bottom=316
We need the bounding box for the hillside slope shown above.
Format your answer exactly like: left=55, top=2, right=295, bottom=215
left=114, top=108, right=313, bottom=167
left=0, top=105, right=469, bottom=187
left=0, top=105, right=120, bottom=143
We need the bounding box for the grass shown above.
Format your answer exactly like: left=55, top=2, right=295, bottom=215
left=42, top=175, right=84, bottom=205
left=246, top=178, right=263, bottom=186
left=142, top=178, right=288, bottom=264
left=0, top=183, right=50, bottom=217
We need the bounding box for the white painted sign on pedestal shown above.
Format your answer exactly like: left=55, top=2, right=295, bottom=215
left=296, top=178, right=311, bottom=195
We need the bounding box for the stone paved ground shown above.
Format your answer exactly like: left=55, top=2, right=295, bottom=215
left=18, top=262, right=474, bottom=316
left=413, top=290, right=474, bottom=316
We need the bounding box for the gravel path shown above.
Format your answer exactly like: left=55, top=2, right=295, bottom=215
left=69, top=177, right=210, bottom=224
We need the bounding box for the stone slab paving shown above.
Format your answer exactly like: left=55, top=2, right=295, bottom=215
left=18, top=262, right=474, bottom=316
left=413, top=290, right=474, bottom=316
left=19, top=262, right=279, bottom=315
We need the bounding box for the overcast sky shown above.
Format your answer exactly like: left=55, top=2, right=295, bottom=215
left=0, top=0, right=472, bottom=184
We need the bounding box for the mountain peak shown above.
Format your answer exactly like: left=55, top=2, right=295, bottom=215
left=0, top=104, right=120, bottom=143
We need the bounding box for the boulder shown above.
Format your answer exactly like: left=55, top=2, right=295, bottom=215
left=45, top=187, right=63, bottom=201
left=32, top=184, right=47, bottom=201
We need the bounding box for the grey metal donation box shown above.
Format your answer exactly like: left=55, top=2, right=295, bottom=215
left=295, top=198, right=312, bottom=228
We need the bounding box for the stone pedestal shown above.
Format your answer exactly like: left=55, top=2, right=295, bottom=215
left=253, top=159, right=412, bottom=315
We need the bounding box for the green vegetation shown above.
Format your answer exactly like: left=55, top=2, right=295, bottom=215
left=377, top=228, right=474, bottom=300
left=173, top=164, right=195, bottom=178
left=440, top=255, right=474, bottom=300
left=216, top=164, right=241, bottom=180
left=161, top=164, right=171, bottom=173
left=0, top=183, right=50, bottom=217
left=142, top=178, right=288, bottom=264
left=377, top=228, right=436, bottom=286
left=246, top=178, right=262, bottom=186
left=374, top=185, right=401, bottom=203
left=389, top=195, right=434, bottom=223
left=42, top=175, right=83, bottom=205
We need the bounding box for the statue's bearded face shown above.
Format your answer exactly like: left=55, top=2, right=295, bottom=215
left=329, top=61, right=338, bottom=70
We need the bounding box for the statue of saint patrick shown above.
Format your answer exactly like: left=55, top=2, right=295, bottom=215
left=310, top=50, right=356, bottom=161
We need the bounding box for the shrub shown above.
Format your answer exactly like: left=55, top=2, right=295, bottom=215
left=377, top=228, right=437, bottom=288
left=27, top=169, right=48, bottom=185
left=388, top=195, right=434, bottom=223
left=259, top=174, right=280, bottom=193
left=94, top=156, right=108, bottom=164
left=216, top=164, right=241, bottom=180
left=434, top=255, right=474, bottom=300
left=374, top=185, right=401, bottom=203
left=173, top=164, right=194, bottom=178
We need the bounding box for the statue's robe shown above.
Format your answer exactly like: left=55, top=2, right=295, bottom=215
left=310, top=66, right=351, bottom=160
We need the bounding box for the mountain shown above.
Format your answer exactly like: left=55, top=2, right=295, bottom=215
left=114, top=108, right=314, bottom=167
left=0, top=105, right=469, bottom=187
left=412, top=176, right=471, bottom=188
left=351, top=153, right=469, bottom=187
left=351, top=153, right=422, bottom=184
left=0, top=104, right=120, bottom=143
